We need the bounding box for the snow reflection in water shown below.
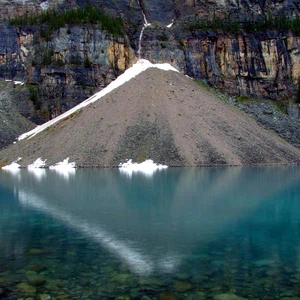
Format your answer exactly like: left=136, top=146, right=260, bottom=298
left=1, top=167, right=300, bottom=298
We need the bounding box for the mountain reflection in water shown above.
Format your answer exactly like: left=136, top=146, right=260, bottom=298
left=1, top=166, right=300, bottom=276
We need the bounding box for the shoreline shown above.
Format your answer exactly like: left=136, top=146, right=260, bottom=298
left=2, top=161, right=300, bottom=170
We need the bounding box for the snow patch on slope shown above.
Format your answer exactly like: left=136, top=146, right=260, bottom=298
left=13, top=81, right=24, bottom=86
left=5, top=79, right=24, bottom=85
left=119, top=159, right=168, bottom=177
left=40, top=1, right=49, bottom=10
left=18, top=60, right=179, bottom=141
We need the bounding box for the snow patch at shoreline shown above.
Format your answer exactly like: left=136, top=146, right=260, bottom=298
left=49, top=158, right=76, bottom=170
left=49, top=158, right=76, bottom=179
left=18, top=59, right=179, bottom=141
left=28, top=158, right=46, bottom=169
left=27, top=158, right=47, bottom=180
left=2, top=158, right=22, bottom=172
left=119, top=159, right=168, bottom=177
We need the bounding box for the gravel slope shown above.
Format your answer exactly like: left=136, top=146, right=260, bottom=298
left=1, top=68, right=300, bottom=167
left=0, top=81, right=34, bottom=150
left=235, top=100, right=300, bottom=148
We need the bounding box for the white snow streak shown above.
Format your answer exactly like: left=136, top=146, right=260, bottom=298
left=137, top=0, right=150, bottom=26
left=138, top=24, right=150, bottom=59
left=136, top=0, right=151, bottom=59
left=18, top=189, right=154, bottom=275
left=18, top=60, right=179, bottom=141
left=4, top=79, right=24, bottom=85
left=119, top=159, right=168, bottom=177
left=14, top=81, right=24, bottom=86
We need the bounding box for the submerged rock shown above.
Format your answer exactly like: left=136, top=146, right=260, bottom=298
left=214, top=293, right=247, bottom=300
left=111, top=272, right=132, bottom=283
left=37, top=294, right=51, bottom=300
left=55, top=294, right=69, bottom=300
left=158, top=292, right=177, bottom=300
left=175, top=281, right=193, bottom=292
left=186, top=291, right=207, bottom=299
left=15, top=282, right=36, bottom=294
left=30, top=265, right=47, bottom=273
left=139, top=278, right=166, bottom=287
left=253, top=259, right=276, bottom=267
left=25, top=271, right=37, bottom=276
left=28, top=248, right=44, bottom=255
left=27, top=276, right=46, bottom=287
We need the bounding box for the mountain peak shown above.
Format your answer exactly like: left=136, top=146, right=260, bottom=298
left=1, top=65, right=300, bottom=168
left=18, top=59, right=178, bottom=141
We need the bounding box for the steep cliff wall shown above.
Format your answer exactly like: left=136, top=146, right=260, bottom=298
left=173, top=0, right=300, bottom=19
left=0, top=80, right=35, bottom=149
left=0, top=0, right=77, bottom=21
left=0, top=0, right=300, bottom=126
left=0, top=25, right=135, bottom=123
left=140, top=26, right=300, bottom=100
left=183, top=30, right=300, bottom=99
left=1, top=0, right=299, bottom=22
left=0, top=0, right=144, bottom=24
left=1, top=23, right=299, bottom=127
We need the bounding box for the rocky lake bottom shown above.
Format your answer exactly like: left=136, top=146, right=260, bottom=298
left=0, top=167, right=300, bottom=300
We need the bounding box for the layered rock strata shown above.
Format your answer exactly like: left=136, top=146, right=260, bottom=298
left=141, top=28, right=300, bottom=100
left=0, top=25, right=135, bottom=124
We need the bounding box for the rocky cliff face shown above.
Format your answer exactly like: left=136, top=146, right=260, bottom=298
left=2, top=0, right=296, bottom=22
left=0, top=24, right=135, bottom=123
left=181, top=30, right=300, bottom=100
left=140, top=26, right=300, bottom=100
left=0, top=0, right=77, bottom=21
left=173, top=0, right=300, bottom=19
left=0, top=80, right=34, bottom=149
left=0, top=0, right=299, bottom=128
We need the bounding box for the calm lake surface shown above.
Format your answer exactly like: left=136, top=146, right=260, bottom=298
left=0, top=166, right=300, bottom=299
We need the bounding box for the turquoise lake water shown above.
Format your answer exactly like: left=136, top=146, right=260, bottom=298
left=0, top=166, right=300, bottom=299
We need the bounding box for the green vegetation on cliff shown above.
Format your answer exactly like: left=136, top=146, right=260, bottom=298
left=10, top=7, right=124, bottom=37
left=186, top=14, right=300, bottom=35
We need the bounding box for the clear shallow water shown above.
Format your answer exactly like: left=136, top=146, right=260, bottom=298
left=0, top=167, right=300, bottom=299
